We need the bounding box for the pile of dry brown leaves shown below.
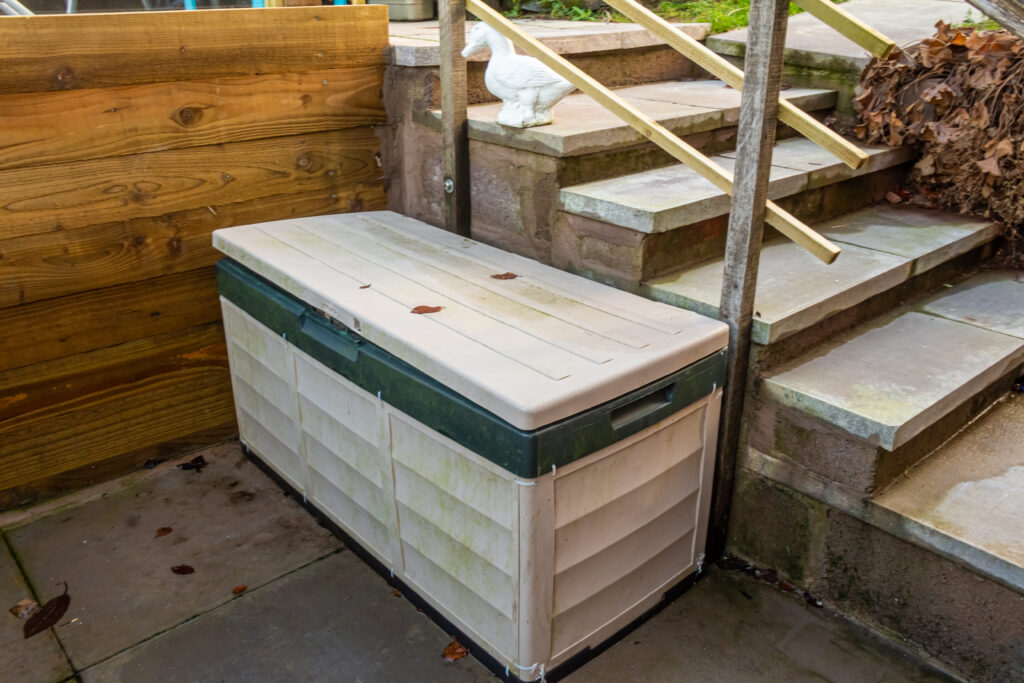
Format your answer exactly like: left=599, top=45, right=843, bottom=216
left=853, top=21, right=1024, bottom=268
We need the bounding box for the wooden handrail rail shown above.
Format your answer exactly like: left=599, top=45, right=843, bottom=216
left=602, top=0, right=869, bottom=171
left=791, top=0, right=896, bottom=58
left=463, top=0, right=841, bottom=264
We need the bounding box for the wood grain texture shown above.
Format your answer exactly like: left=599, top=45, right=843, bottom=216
left=0, top=323, right=235, bottom=492
left=0, top=268, right=222, bottom=373
left=439, top=0, right=471, bottom=236
left=0, top=67, right=386, bottom=172
left=0, top=6, right=390, bottom=95
left=0, top=128, right=382, bottom=241
left=0, top=424, right=238, bottom=512
left=0, top=181, right=386, bottom=308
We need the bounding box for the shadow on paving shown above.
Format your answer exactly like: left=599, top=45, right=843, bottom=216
left=0, top=441, right=953, bottom=682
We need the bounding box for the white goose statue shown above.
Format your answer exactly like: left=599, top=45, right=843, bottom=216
left=462, top=23, right=576, bottom=128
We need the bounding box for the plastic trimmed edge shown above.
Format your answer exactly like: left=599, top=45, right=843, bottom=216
left=217, top=258, right=726, bottom=478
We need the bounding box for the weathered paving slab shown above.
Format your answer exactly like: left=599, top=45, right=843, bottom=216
left=821, top=204, right=1001, bottom=275
left=427, top=82, right=835, bottom=157
left=563, top=568, right=951, bottom=683
left=762, top=311, right=1024, bottom=450
left=559, top=137, right=910, bottom=232
left=875, top=393, right=1024, bottom=592
left=80, top=551, right=494, bottom=683
left=644, top=239, right=911, bottom=344
left=3, top=442, right=342, bottom=670
left=390, top=19, right=710, bottom=67
left=0, top=539, right=73, bottom=683
left=917, top=269, right=1024, bottom=339
left=708, top=0, right=969, bottom=72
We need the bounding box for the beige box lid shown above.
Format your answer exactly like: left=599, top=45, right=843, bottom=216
left=213, top=211, right=727, bottom=430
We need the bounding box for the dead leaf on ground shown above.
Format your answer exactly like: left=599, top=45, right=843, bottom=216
left=232, top=585, right=247, bottom=595
left=154, top=527, right=173, bottom=539
left=9, top=598, right=38, bottom=619
left=23, top=584, right=70, bottom=639
left=389, top=588, right=402, bottom=598
left=410, top=305, right=442, bottom=315
left=442, top=638, right=468, bottom=661
left=171, top=565, right=195, bottom=575
left=885, top=191, right=904, bottom=204
left=490, top=272, right=518, bottom=280
left=178, top=455, right=207, bottom=473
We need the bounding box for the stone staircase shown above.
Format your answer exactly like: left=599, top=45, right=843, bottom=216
left=383, top=18, right=1022, bottom=682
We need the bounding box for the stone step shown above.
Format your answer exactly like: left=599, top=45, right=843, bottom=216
left=749, top=269, right=1024, bottom=494
left=426, top=80, right=836, bottom=158
left=874, top=390, right=1024, bottom=594
left=644, top=204, right=1001, bottom=346
left=558, top=136, right=913, bottom=234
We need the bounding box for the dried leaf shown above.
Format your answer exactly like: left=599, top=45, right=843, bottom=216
left=9, top=598, right=38, bottom=619
left=976, top=156, right=1003, bottom=177
left=389, top=588, right=402, bottom=598
left=154, top=527, right=173, bottom=539
left=23, top=584, right=70, bottom=639
left=410, top=305, right=442, bottom=315
left=490, top=272, right=518, bottom=280
left=442, top=638, right=468, bottom=661
left=171, top=565, right=195, bottom=575
left=359, top=284, right=371, bottom=289
left=232, top=585, right=247, bottom=595
left=885, top=191, right=905, bottom=204
left=178, top=455, right=207, bottom=473
left=778, top=580, right=796, bottom=593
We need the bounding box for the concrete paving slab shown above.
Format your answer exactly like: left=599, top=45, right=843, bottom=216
left=644, top=239, right=911, bottom=345
left=561, top=137, right=910, bottom=232
left=708, top=0, right=969, bottom=72
left=876, top=393, right=1024, bottom=590
left=563, top=569, right=951, bottom=683
left=390, top=19, right=710, bottom=67
left=3, top=442, right=342, bottom=671
left=80, top=551, right=494, bottom=683
left=822, top=205, right=1001, bottom=275
left=917, top=270, right=1024, bottom=339
left=428, top=81, right=836, bottom=157
left=0, top=538, right=73, bottom=683
left=763, top=312, right=1024, bottom=450
left=559, top=156, right=806, bottom=233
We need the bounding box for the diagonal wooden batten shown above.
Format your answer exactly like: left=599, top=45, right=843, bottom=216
left=791, top=0, right=896, bottom=59
left=464, top=0, right=840, bottom=264
left=602, top=0, right=869, bottom=171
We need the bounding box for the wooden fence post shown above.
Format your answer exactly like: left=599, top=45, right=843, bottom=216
left=707, top=0, right=791, bottom=561
left=439, top=0, right=471, bottom=237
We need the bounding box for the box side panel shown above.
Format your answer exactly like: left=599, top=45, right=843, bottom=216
left=549, top=400, right=711, bottom=661
left=389, top=411, right=520, bottom=666
left=221, top=299, right=306, bottom=492
left=294, top=352, right=399, bottom=567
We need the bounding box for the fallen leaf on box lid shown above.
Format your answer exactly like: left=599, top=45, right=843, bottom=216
left=490, top=272, right=518, bottom=280
left=171, top=565, right=195, bottom=575
left=9, top=598, right=38, bottom=619
left=23, top=583, right=70, bottom=639
left=442, top=638, right=468, bottom=661
left=410, top=305, right=442, bottom=315
left=232, top=585, right=247, bottom=595
left=154, top=527, right=173, bottom=539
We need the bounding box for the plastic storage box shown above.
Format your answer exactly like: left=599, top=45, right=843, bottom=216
left=213, top=211, right=727, bottom=681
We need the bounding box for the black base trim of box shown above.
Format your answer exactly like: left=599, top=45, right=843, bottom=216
left=240, top=440, right=704, bottom=683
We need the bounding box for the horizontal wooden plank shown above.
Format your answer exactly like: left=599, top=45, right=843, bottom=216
left=0, top=268, right=222, bottom=373
left=0, top=67, right=385, bottom=172
left=0, top=180, right=386, bottom=308
left=0, top=6, right=390, bottom=95
left=0, top=127, right=382, bottom=241
left=0, top=323, right=235, bottom=491
left=0, top=424, right=237, bottom=512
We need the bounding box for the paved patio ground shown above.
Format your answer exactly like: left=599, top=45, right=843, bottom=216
left=1, top=442, right=953, bottom=682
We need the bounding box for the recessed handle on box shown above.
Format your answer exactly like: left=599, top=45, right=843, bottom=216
left=299, top=310, right=360, bottom=362
left=610, top=384, right=674, bottom=431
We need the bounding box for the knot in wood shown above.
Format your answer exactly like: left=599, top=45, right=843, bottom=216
left=176, top=107, right=203, bottom=127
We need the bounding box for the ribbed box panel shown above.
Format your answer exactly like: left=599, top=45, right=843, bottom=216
left=221, top=296, right=721, bottom=679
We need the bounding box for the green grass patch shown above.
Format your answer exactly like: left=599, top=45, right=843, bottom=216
left=955, top=9, right=1002, bottom=31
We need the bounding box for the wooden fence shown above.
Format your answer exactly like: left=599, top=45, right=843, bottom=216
left=0, top=5, right=390, bottom=508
